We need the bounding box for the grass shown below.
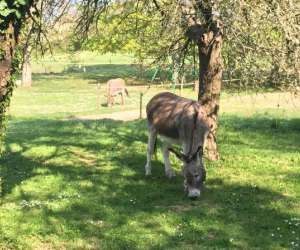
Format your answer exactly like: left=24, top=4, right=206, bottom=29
left=10, top=51, right=176, bottom=119
left=1, top=52, right=300, bottom=249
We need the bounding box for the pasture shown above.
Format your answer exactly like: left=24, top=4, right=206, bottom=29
left=1, top=52, right=300, bottom=249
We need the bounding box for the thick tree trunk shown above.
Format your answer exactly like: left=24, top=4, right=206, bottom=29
left=0, top=24, right=14, bottom=101
left=181, top=0, right=223, bottom=161
left=0, top=22, right=16, bottom=150
left=197, top=31, right=223, bottom=161
left=0, top=61, right=11, bottom=103
left=22, top=45, right=32, bottom=87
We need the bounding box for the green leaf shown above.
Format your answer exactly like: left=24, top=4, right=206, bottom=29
left=15, top=9, right=21, bottom=19
left=13, top=0, right=26, bottom=8
left=0, top=1, right=8, bottom=10
left=0, top=8, right=14, bottom=17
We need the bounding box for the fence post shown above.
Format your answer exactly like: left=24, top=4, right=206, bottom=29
left=139, top=92, right=143, bottom=119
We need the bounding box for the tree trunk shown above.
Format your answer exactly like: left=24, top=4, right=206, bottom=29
left=182, top=0, right=223, bottom=161
left=0, top=22, right=16, bottom=150
left=171, top=51, right=181, bottom=90
left=0, top=24, right=14, bottom=101
left=197, top=31, right=223, bottom=161
left=22, top=45, right=32, bottom=87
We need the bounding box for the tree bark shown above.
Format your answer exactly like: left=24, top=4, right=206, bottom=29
left=197, top=30, right=222, bottom=161
left=183, top=0, right=223, bottom=161
left=0, top=22, right=16, bottom=150
left=171, top=51, right=181, bottom=90
left=21, top=45, right=32, bottom=87
left=0, top=60, right=11, bottom=103
left=0, top=22, right=14, bottom=103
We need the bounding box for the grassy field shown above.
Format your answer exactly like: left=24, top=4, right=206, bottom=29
left=10, top=52, right=173, bottom=119
left=1, top=53, right=300, bottom=249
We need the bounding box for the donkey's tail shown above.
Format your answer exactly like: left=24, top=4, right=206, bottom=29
left=153, top=135, right=158, bottom=159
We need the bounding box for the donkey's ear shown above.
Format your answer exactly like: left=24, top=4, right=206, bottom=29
left=191, top=146, right=203, bottom=160
left=208, top=104, right=219, bottom=117
left=168, top=148, right=186, bottom=162
left=202, top=167, right=206, bottom=182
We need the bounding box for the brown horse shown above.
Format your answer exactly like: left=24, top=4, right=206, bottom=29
left=106, top=78, right=129, bottom=107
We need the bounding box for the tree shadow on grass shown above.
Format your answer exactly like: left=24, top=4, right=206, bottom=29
left=1, top=118, right=148, bottom=197
left=219, top=115, right=300, bottom=154
left=32, top=64, right=153, bottom=84
left=1, top=115, right=300, bottom=249
left=32, top=64, right=172, bottom=86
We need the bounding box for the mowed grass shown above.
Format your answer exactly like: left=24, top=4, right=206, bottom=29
left=9, top=52, right=173, bottom=119
left=1, top=52, right=300, bottom=249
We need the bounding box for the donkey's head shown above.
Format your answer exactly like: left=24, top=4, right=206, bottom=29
left=169, top=146, right=206, bottom=198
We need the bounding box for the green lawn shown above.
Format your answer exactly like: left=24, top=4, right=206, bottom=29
left=1, top=53, right=300, bottom=249
left=10, top=52, right=175, bottom=119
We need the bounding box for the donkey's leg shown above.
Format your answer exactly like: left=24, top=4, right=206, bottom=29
left=181, top=142, right=190, bottom=176
left=162, top=143, right=175, bottom=178
left=145, top=128, right=157, bottom=176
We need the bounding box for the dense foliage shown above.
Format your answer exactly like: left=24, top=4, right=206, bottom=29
left=0, top=0, right=33, bottom=36
left=221, top=0, right=300, bottom=90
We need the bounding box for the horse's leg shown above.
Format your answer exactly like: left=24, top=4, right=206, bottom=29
left=107, top=94, right=110, bottom=107
left=121, top=90, right=125, bottom=105
left=111, top=95, right=115, bottom=106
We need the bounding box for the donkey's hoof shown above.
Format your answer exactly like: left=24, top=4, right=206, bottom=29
left=145, top=168, right=152, bottom=176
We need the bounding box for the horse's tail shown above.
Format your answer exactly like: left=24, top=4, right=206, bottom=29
left=124, top=88, right=129, bottom=97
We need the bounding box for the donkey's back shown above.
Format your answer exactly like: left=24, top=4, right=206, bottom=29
left=146, top=92, right=201, bottom=140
